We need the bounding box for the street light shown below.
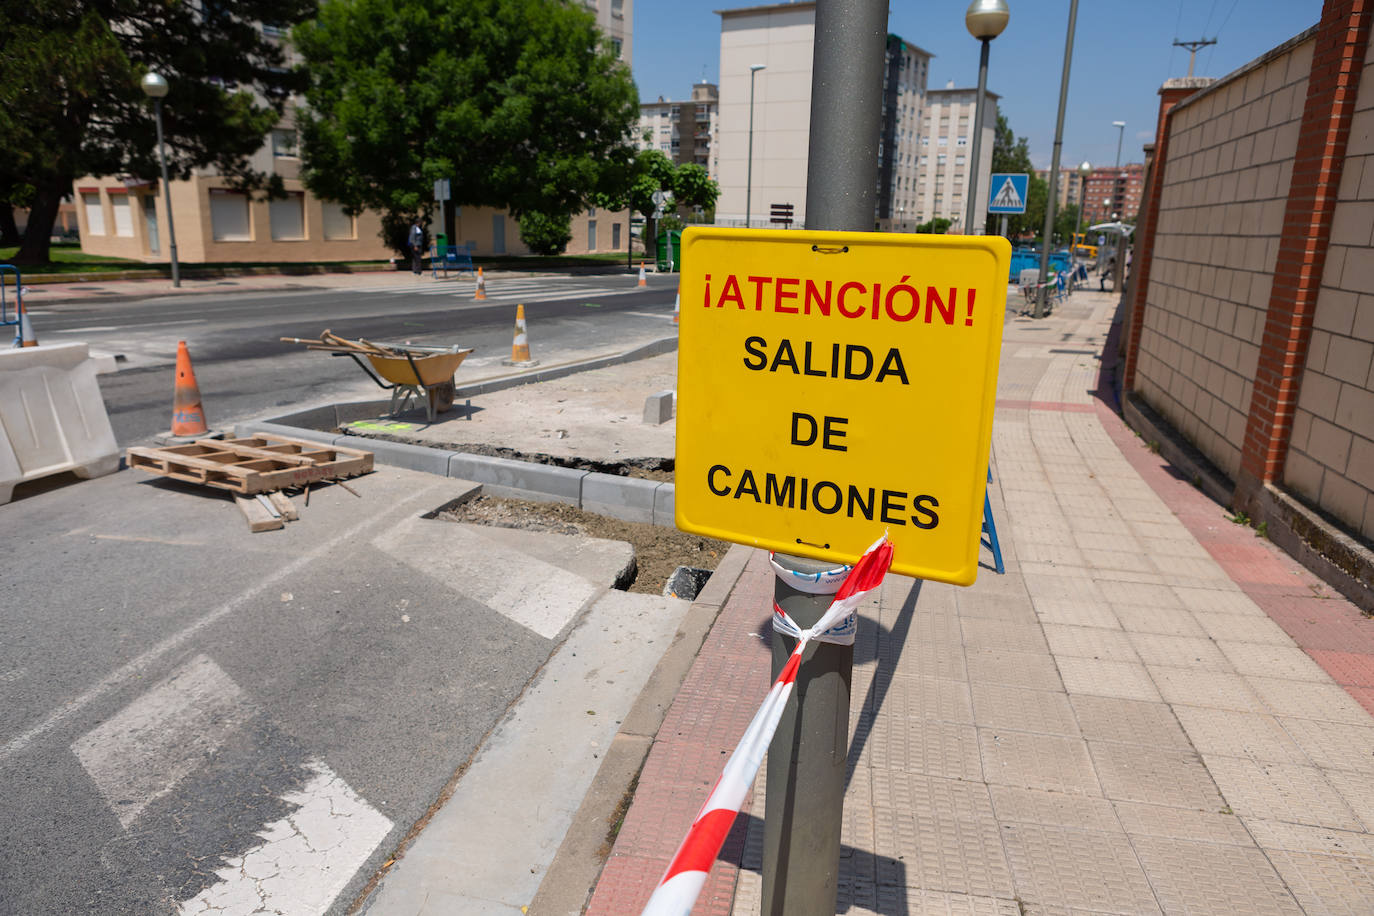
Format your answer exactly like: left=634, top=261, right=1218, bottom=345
left=1112, top=120, right=1126, bottom=167
left=745, top=63, right=766, bottom=229
left=1076, top=159, right=1091, bottom=256
left=141, top=71, right=180, bottom=287
left=963, top=0, right=1010, bottom=235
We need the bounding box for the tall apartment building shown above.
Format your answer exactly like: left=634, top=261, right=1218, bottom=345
left=878, top=36, right=935, bottom=231
left=1035, top=166, right=1085, bottom=213
left=910, top=84, right=997, bottom=231
left=75, top=1, right=634, bottom=264
left=1082, top=163, right=1145, bottom=225
left=639, top=81, right=720, bottom=178
left=716, top=2, right=989, bottom=231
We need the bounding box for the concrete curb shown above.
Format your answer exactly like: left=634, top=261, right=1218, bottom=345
left=524, top=542, right=755, bottom=916
left=236, top=336, right=680, bottom=525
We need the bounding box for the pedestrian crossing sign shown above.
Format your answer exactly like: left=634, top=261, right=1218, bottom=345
left=987, top=173, right=1029, bottom=214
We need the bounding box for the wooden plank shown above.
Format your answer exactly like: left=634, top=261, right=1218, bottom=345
left=235, top=494, right=284, bottom=532
left=267, top=491, right=299, bottom=521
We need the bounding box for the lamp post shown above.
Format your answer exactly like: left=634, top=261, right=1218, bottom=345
left=141, top=71, right=180, bottom=287
left=1076, top=159, right=1091, bottom=256
left=1034, top=0, right=1079, bottom=318
left=745, top=63, right=766, bottom=228
left=963, top=0, right=1010, bottom=235
left=1112, top=120, right=1126, bottom=167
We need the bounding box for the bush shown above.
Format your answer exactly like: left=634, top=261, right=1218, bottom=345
left=518, top=211, right=573, bottom=255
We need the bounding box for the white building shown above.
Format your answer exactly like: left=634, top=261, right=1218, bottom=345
left=715, top=2, right=990, bottom=233
left=912, top=83, right=998, bottom=231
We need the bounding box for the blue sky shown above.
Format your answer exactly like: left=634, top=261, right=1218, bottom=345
left=632, top=0, right=1322, bottom=170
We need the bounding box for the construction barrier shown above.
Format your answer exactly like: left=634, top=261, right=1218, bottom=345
left=640, top=536, right=893, bottom=916
left=0, top=342, right=120, bottom=504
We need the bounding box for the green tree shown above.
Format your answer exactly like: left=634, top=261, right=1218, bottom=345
left=294, top=0, right=638, bottom=257
left=1054, top=203, right=1080, bottom=247
left=672, top=163, right=719, bottom=216
left=0, top=0, right=312, bottom=265
left=915, top=217, right=952, bottom=234
left=517, top=210, right=572, bottom=256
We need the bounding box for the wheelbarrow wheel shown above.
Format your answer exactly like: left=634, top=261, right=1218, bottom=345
left=428, top=378, right=456, bottom=414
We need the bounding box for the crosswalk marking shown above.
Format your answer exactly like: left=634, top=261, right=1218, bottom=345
left=178, top=759, right=393, bottom=916
left=71, top=654, right=255, bottom=828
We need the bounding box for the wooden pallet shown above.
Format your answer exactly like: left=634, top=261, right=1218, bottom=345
left=127, top=434, right=373, bottom=495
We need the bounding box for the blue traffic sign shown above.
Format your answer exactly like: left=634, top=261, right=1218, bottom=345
left=987, top=173, right=1029, bottom=214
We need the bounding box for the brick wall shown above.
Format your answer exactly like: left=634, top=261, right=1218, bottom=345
left=1132, top=35, right=1314, bottom=480
left=1284, top=32, right=1374, bottom=539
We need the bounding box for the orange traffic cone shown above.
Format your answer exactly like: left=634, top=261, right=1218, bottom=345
left=18, top=304, right=37, bottom=347
left=171, top=340, right=209, bottom=437
left=673, top=284, right=680, bottom=325
left=637, top=262, right=647, bottom=287
left=501, top=304, right=539, bottom=368
left=474, top=268, right=487, bottom=300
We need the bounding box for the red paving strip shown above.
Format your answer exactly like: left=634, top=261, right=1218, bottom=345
left=586, top=555, right=775, bottom=915
left=995, top=399, right=1098, bottom=413
left=1094, top=397, right=1373, bottom=710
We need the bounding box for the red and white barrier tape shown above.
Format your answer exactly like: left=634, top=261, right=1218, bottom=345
left=640, top=536, right=893, bottom=916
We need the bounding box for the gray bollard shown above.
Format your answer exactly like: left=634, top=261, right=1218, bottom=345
left=761, top=553, right=852, bottom=916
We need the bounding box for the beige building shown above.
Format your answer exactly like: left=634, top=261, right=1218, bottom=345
left=76, top=1, right=633, bottom=264
left=1035, top=166, right=1086, bottom=213
left=912, top=84, right=997, bottom=231
left=716, top=2, right=989, bottom=232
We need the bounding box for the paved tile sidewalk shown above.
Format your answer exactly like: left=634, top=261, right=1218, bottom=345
left=588, top=290, right=1374, bottom=914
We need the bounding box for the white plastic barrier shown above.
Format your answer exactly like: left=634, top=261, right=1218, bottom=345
left=0, top=343, right=120, bottom=504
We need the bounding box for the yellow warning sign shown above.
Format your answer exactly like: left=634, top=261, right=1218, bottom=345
left=675, top=227, right=1010, bottom=585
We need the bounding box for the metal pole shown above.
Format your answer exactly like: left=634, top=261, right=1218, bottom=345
left=1115, top=125, right=1125, bottom=168
left=746, top=68, right=759, bottom=229
left=1035, top=0, right=1078, bottom=318
left=761, top=5, right=887, bottom=915
left=964, top=38, right=991, bottom=235
left=153, top=97, right=180, bottom=288
left=1076, top=173, right=1087, bottom=246
left=998, top=214, right=1007, bottom=238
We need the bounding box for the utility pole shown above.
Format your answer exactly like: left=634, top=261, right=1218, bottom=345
left=1035, top=0, right=1079, bottom=318
left=759, top=4, right=887, bottom=915
left=1173, top=38, right=1217, bottom=77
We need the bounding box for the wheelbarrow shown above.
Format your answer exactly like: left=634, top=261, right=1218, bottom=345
left=282, top=331, right=474, bottom=422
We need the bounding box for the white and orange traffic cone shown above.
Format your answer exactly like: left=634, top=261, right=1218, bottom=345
left=673, top=283, right=680, bottom=325
left=474, top=267, right=487, bottom=300
left=169, top=340, right=211, bottom=438
left=637, top=261, right=647, bottom=287
left=17, top=304, right=37, bottom=347
left=501, top=304, right=539, bottom=368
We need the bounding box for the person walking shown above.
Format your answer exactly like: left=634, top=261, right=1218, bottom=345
left=409, top=220, right=425, bottom=275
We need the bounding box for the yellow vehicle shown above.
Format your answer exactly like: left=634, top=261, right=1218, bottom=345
left=1070, top=233, right=1098, bottom=262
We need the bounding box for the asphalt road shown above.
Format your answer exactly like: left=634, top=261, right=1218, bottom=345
left=24, top=273, right=678, bottom=446
left=0, top=273, right=678, bottom=915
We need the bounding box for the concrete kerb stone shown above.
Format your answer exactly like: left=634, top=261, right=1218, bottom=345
left=582, top=473, right=662, bottom=524
left=334, top=434, right=457, bottom=476
left=525, top=543, right=754, bottom=916
left=653, top=485, right=675, bottom=527
left=448, top=452, right=587, bottom=506
left=232, top=421, right=340, bottom=447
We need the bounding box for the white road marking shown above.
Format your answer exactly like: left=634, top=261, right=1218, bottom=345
left=0, top=485, right=440, bottom=764
left=178, top=759, right=393, bottom=916
left=53, top=325, right=120, bottom=333
left=72, top=654, right=253, bottom=827
left=622, top=311, right=673, bottom=320
left=374, top=518, right=597, bottom=639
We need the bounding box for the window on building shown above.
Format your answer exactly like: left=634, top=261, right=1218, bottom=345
left=611, top=38, right=622, bottom=57
left=322, top=202, right=356, bottom=240
left=270, top=192, right=305, bottom=240
left=956, top=136, right=967, bottom=147
left=588, top=219, right=597, bottom=250
left=210, top=189, right=251, bottom=241
left=110, top=193, right=134, bottom=237
left=937, top=137, right=947, bottom=146
left=612, top=223, right=621, bottom=249
left=82, top=192, right=105, bottom=236
left=611, top=0, right=624, bottom=16
left=271, top=128, right=298, bottom=158
left=956, top=156, right=966, bottom=166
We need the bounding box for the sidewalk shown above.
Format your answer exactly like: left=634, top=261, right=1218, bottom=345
left=585, top=290, right=1374, bottom=914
